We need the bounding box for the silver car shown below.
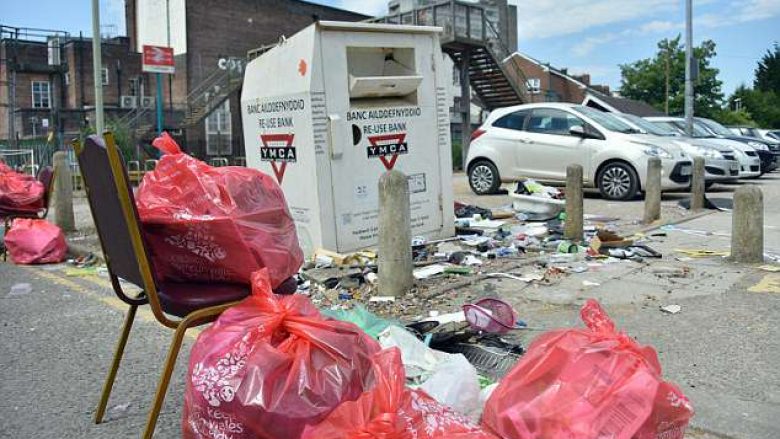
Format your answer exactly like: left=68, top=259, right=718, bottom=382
left=614, top=113, right=740, bottom=184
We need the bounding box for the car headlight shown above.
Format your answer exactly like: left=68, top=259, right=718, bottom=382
left=642, top=146, right=672, bottom=159
left=748, top=141, right=769, bottom=151
left=692, top=146, right=723, bottom=159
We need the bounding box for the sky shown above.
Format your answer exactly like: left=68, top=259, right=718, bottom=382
left=3, top=0, right=778, bottom=97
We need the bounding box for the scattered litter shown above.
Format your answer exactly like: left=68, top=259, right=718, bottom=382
left=108, top=402, right=131, bottom=416
left=322, top=303, right=396, bottom=338
left=444, top=266, right=472, bottom=275
left=581, top=280, right=600, bottom=287
left=652, top=266, right=691, bottom=278
left=486, top=272, right=544, bottom=282
left=758, top=265, right=780, bottom=272
left=675, top=249, right=730, bottom=258
left=413, top=264, right=447, bottom=279
left=463, top=255, right=483, bottom=266
left=463, top=298, right=518, bottom=334
left=368, top=295, right=395, bottom=303
left=8, top=283, right=32, bottom=297
left=660, top=304, right=682, bottom=314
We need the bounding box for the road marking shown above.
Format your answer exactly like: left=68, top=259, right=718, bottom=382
left=748, top=274, right=780, bottom=294
left=29, top=267, right=201, bottom=339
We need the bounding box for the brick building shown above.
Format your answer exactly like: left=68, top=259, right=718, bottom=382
left=125, top=0, right=367, bottom=159
left=1, top=26, right=145, bottom=143
left=505, top=52, right=611, bottom=104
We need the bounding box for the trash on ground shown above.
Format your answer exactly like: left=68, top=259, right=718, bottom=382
left=758, top=265, right=780, bottom=272
left=674, top=249, right=730, bottom=258
left=463, top=298, right=518, bottom=334
left=378, top=326, right=482, bottom=419
left=301, top=348, right=496, bottom=438
left=0, top=162, right=45, bottom=211
left=136, top=132, right=303, bottom=288
left=413, top=264, right=447, bottom=279
left=4, top=219, right=67, bottom=264
left=322, top=303, right=397, bottom=338
left=660, top=304, right=682, bottom=314
left=183, top=269, right=379, bottom=439
left=481, top=299, right=694, bottom=439
left=8, top=282, right=32, bottom=297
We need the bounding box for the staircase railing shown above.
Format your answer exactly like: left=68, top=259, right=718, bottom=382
left=483, top=18, right=529, bottom=98
left=183, top=63, right=244, bottom=126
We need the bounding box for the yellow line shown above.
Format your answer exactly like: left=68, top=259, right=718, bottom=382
left=29, top=268, right=201, bottom=339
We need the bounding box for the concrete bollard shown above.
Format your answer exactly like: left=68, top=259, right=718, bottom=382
left=690, top=157, right=706, bottom=210
left=643, top=157, right=662, bottom=224
left=378, top=170, right=413, bottom=296
left=52, top=151, right=75, bottom=232
left=731, top=185, right=764, bottom=263
left=564, top=164, right=583, bottom=242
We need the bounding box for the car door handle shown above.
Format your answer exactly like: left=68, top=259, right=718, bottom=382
left=518, top=138, right=532, bottom=144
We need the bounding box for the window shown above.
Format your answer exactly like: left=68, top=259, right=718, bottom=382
left=31, top=81, right=51, bottom=108
left=527, top=108, right=584, bottom=136
left=492, top=110, right=530, bottom=131
left=101, top=67, right=109, bottom=86
left=526, top=78, right=541, bottom=94
left=128, top=77, right=139, bottom=96
left=64, top=72, right=70, bottom=86
left=205, top=101, right=232, bottom=155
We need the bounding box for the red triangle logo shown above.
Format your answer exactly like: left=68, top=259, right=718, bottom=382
left=368, top=133, right=407, bottom=171
left=260, top=133, right=295, bottom=184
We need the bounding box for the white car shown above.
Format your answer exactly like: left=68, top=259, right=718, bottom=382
left=466, top=103, right=692, bottom=200
left=645, top=117, right=761, bottom=178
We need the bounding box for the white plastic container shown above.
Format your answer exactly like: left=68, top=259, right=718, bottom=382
left=242, top=21, right=455, bottom=255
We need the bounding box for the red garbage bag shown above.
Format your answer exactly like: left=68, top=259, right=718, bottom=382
left=0, top=167, right=44, bottom=211
left=5, top=219, right=67, bottom=264
left=482, top=299, right=693, bottom=439
left=182, top=269, right=381, bottom=439
left=136, top=133, right=303, bottom=287
left=302, top=347, right=497, bottom=439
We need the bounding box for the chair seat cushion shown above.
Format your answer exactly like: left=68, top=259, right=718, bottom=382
left=158, top=282, right=251, bottom=318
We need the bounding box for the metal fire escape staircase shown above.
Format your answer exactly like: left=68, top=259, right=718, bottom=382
left=180, top=64, right=244, bottom=126
left=369, top=0, right=528, bottom=111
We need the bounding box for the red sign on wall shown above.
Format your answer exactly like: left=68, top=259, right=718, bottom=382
left=142, top=45, right=175, bottom=74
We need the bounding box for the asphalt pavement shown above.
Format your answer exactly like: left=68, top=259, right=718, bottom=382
left=0, top=173, right=778, bottom=438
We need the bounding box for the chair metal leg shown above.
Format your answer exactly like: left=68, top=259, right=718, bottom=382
left=142, top=322, right=189, bottom=439
left=95, top=305, right=138, bottom=424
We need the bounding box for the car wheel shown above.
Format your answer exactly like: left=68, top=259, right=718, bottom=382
left=468, top=160, right=501, bottom=195
left=598, top=162, right=639, bottom=201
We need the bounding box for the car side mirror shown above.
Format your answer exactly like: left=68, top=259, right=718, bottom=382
left=569, top=125, right=587, bottom=137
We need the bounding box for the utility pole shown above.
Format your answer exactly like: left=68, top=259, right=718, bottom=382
left=664, top=43, right=670, bottom=115
left=684, top=0, right=693, bottom=136
left=91, top=0, right=105, bottom=134
left=166, top=0, right=173, bottom=122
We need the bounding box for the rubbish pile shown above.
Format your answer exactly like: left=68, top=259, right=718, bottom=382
left=135, top=133, right=303, bottom=288
left=0, top=161, right=45, bottom=213
left=183, top=270, right=693, bottom=438
left=4, top=218, right=67, bottom=264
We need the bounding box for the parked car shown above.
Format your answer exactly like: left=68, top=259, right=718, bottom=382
left=695, top=118, right=778, bottom=174
left=731, top=126, right=780, bottom=144
left=613, top=113, right=739, bottom=185
left=466, top=103, right=692, bottom=200
left=645, top=117, right=763, bottom=178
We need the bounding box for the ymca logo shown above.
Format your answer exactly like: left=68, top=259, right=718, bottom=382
left=366, top=133, right=409, bottom=170
left=260, top=133, right=296, bottom=184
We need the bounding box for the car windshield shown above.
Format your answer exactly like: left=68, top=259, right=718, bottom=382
left=663, top=120, right=714, bottom=138
left=697, top=118, right=734, bottom=136
left=572, top=106, right=639, bottom=134
left=617, top=113, right=677, bottom=136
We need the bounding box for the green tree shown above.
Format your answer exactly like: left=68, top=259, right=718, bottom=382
left=754, top=43, right=780, bottom=94
left=619, top=36, right=724, bottom=117
left=726, top=84, right=780, bottom=128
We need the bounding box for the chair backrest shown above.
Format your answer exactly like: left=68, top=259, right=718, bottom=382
left=37, top=166, right=54, bottom=208
left=74, top=134, right=163, bottom=314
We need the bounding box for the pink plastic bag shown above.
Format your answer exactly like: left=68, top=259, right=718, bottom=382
left=482, top=299, right=693, bottom=439
left=5, top=218, right=66, bottom=264
left=302, top=347, right=496, bottom=439
left=182, top=269, right=381, bottom=439
left=0, top=166, right=44, bottom=211
left=136, top=133, right=303, bottom=287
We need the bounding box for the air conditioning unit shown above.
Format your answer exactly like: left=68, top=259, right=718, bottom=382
left=120, top=95, right=138, bottom=109
left=140, top=96, right=155, bottom=108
